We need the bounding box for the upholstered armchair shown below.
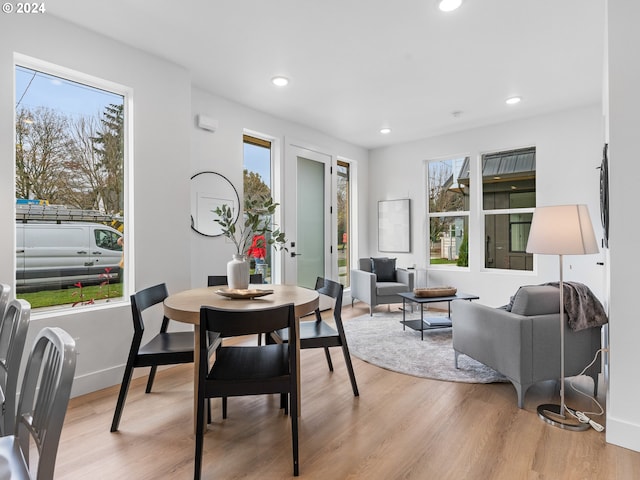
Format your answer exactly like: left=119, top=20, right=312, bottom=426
left=451, top=285, right=602, bottom=408
left=351, top=257, right=414, bottom=316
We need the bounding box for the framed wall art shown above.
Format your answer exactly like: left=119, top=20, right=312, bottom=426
left=378, top=199, right=411, bottom=252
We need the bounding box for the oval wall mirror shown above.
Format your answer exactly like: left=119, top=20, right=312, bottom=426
left=190, top=171, right=240, bottom=237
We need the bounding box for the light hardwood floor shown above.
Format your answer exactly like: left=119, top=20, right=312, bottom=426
left=55, top=303, right=640, bottom=479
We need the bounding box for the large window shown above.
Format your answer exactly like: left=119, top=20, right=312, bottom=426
left=243, top=135, right=273, bottom=282
left=427, top=157, right=470, bottom=267
left=15, top=64, right=127, bottom=309
left=337, top=161, right=351, bottom=287
left=482, top=147, right=536, bottom=271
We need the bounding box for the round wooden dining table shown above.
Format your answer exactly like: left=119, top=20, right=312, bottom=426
left=163, top=284, right=319, bottom=432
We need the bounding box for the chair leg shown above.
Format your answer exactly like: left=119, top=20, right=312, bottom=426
left=281, top=393, right=288, bottom=414
left=110, top=363, right=135, bottom=432
left=222, top=397, right=228, bottom=419
left=194, top=384, right=207, bottom=480
left=207, top=398, right=211, bottom=423
left=340, top=343, right=359, bottom=396
left=290, top=388, right=299, bottom=476
left=145, top=365, right=158, bottom=393
left=323, top=347, right=334, bottom=372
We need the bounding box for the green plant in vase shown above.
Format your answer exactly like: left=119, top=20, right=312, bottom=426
left=214, top=195, right=287, bottom=289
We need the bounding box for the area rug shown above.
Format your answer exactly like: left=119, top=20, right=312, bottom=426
left=343, top=311, right=508, bottom=384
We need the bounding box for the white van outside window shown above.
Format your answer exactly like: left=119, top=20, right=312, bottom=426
left=15, top=60, right=129, bottom=310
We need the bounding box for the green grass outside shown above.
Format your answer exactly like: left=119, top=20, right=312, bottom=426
left=17, top=283, right=124, bottom=309
left=430, top=258, right=457, bottom=265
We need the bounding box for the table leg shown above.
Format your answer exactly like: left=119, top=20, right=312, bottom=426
left=402, top=298, right=406, bottom=330
left=420, top=303, right=424, bottom=340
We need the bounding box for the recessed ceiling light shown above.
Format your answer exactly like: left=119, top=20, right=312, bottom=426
left=439, top=0, right=463, bottom=12
left=380, top=127, right=392, bottom=134
left=271, top=76, right=289, bottom=87
left=506, top=96, right=522, bottom=105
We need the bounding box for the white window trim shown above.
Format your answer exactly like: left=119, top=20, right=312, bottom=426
left=425, top=157, right=470, bottom=271
left=14, top=53, right=134, bottom=313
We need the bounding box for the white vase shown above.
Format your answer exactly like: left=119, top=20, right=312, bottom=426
left=227, top=254, right=249, bottom=289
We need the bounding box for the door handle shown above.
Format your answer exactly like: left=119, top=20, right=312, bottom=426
left=290, top=252, right=303, bottom=257
left=92, top=251, right=102, bottom=254
left=77, top=251, right=87, bottom=254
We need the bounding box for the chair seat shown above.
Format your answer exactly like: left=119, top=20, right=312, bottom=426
left=138, top=331, right=194, bottom=357
left=210, top=344, right=289, bottom=382
left=275, top=321, right=338, bottom=342
left=376, top=282, right=409, bottom=296
left=0, top=436, right=30, bottom=480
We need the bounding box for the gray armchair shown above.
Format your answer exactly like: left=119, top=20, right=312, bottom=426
left=451, top=285, right=602, bottom=408
left=351, top=257, right=414, bottom=315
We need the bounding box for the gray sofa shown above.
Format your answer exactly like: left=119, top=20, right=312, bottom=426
left=351, top=258, right=414, bottom=315
left=451, top=285, right=602, bottom=408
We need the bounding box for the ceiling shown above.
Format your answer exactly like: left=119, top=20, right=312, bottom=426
left=47, top=0, right=605, bottom=150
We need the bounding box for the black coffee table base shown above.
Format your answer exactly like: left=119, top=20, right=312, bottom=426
left=399, top=292, right=479, bottom=340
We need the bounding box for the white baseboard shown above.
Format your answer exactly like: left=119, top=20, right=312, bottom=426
left=606, top=415, right=640, bottom=452
left=69, top=364, right=162, bottom=398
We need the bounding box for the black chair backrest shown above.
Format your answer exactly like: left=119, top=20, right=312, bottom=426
left=207, top=274, right=263, bottom=287
left=200, top=304, right=295, bottom=340
left=314, top=277, right=343, bottom=322
left=130, top=283, right=169, bottom=335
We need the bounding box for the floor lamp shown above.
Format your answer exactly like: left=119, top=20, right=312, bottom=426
left=526, top=204, right=599, bottom=431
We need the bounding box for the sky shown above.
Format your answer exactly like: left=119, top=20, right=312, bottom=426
left=243, top=142, right=271, bottom=189
left=15, top=65, right=123, bottom=120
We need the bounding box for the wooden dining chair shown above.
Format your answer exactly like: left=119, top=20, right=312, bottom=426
left=195, top=303, right=299, bottom=479
left=269, top=277, right=359, bottom=396
left=110, top=283, right=194, bottom=432
left=0, top=299, right=31, bottom=436
left=0, top=327, right=76, bottom=480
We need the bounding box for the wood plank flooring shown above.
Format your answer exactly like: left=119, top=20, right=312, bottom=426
left=54, top=303, right=640, bottom=479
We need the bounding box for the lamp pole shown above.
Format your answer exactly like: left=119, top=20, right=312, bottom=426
left=559, top=254, right=566, bottom=418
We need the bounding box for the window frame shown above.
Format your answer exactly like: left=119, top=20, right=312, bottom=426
left=425, top=156, right=471, bottom=269
left=13, top=54, right=132, bottom=312
left=480, top=146, right=536, bottom=272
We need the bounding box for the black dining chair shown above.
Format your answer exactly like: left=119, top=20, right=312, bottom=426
left=207, top=273, right=263, bottom=287
left=207, top=273, right=264, bottom=345
left=110, top=283, right=194, bottom=432
left=269, top=277, right=359, bottom=396
left=195, top=303, right=299, bottom=479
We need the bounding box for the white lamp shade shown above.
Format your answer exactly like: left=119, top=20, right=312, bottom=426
left=526, top=204, right=599, bottom=255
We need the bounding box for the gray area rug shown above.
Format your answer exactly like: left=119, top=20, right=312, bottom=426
left=343, top=311, right=508, bottom=384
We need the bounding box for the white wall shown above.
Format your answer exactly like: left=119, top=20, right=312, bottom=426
left=606, top=0, right=640, bottom=453
left=190, top=88, right=369, bottom=289
left=0, top=15, right=192, bottom=396
left=368, top=105, right=606, bottom=307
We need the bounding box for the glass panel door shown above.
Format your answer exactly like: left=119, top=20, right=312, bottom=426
left=296, top=156, right=324, bottom=289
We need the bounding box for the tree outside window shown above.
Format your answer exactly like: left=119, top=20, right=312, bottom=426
left=427, top=157, right=469, bottom=267
left=15, top=65, right=126, bottom=309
